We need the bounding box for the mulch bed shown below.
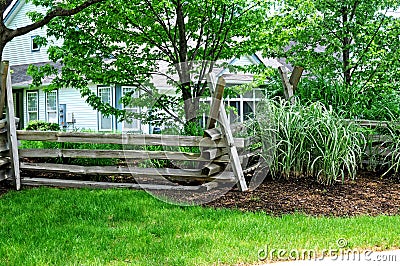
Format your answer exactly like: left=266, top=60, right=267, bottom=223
left=1, top=170, right=400, bottom=217
left=205, top=171, right=400, bottom=216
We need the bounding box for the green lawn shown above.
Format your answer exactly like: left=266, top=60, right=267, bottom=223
left=0, top=187, right=399, bottom=265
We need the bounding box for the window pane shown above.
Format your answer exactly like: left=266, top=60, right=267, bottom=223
left=101, top=115, right=112, bottom=129
left=244, top=90, right=253, bottom=98
left=47, top=112, right=57, bottom=123
left=243, top=101, right=253, bottom=120
left=31, top=36, right=40, bottom=51
left=47, top=91, right=57, bottom=111
left=229, top=101, right=240, bottom=123
left=98, top=87, right=112, bottom=130
left=29, top=112, right=38, bottom=121
left=27, top=92, right=38, bottom=112
left=254, top=89, right=264, bottom=98
left=124, top=108, right=139, bottom=130
left=99, top=87, right=111, bottom=104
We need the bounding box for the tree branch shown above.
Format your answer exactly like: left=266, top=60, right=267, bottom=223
left=350, top=9, right=389, bottom=75
left=5, top=0, right=104, bottom=42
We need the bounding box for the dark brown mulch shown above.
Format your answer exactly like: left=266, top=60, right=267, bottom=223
left=205, top=171, right=400, bottom=217
left=1, top=170, right=400, bottom=217
left=0, top=181, right=13, bottom=197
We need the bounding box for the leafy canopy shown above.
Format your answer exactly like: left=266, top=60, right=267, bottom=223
left=30, top=0, right=273, bottom=125
left=261, top=0, right=400, bottom=119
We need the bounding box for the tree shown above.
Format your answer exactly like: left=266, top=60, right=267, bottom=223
left=262, top=0, right=400, bottom=119
left=0, top=0, right=105, bottom=64
left=267, top=0, right=400, bottom=86
left=30, top=0, right=271, bottom=125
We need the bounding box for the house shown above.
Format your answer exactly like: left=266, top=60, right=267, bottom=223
left=3, top=0, right=283, bottom=132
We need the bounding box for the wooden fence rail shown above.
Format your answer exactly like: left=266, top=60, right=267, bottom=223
left=16, top=130, right=249, bottom=148
left=14, top=129, right=258, bottom=191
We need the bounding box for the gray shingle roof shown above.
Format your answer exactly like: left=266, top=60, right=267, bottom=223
left=10, top=62, right=62, bottom=87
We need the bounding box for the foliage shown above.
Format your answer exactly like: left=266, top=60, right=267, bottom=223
left=20, top=128, right=122, bottom=166
left=266, top=0, right=400, bottom=86
left=0, top=0, right=104, bottom=62
left=29, top=0, right=272, bottom=124
left=255, top=98, right=365, bottom=185
left=24, top=120, right=61, bottom=131
left=260, top=0, right=400, bottom=120
left=295, top=76, right=400, bottom=120
left=137, top=122, right=203, bottom=169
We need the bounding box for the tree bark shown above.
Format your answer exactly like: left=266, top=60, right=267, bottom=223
left=342, top=7, right=352, bottom=85
left=183, top=96, right=200, bottom=123
left=0, top=43, right=4, bottom=65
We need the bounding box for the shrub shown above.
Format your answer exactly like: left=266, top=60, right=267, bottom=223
left=25, top=120, right=60, bottom=131
left=255, top=98, right=365, bottom=185
left=20, top=128, right=121, bottom=166
left=295, top=77, right=400, bottom=121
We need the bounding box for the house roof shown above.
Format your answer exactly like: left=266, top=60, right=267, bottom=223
left=10, top=61, right=62, bottom=88
left=9, top=55, right=291, bottom=89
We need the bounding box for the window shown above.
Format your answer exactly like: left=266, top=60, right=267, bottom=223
left=229, top=101, right=240, bottom=123
left=121, top=86, right=140, bottom=131
left=200, top=86, right=263, bottom=124
left=98, top=86, right=113, bottom=131
left=27, top=91, right=38, bottom=122
left=31, top=36, right=40, bottom=52
left=46, top=91, right=58, bottom=123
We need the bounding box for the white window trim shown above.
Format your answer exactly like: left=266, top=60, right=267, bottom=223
left=27, top=91, right=39, bottom=122
left=97, top=85, right=114, bottom=131
left=45, top=90, right=58, bottom=123
left=31, top=36, right=40, bottom=52
left=200, top=87, right=262, bottom=123
left=121, top=86, right=141, bottom=132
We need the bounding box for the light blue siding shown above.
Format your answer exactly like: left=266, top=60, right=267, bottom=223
left=58, top=85, right=98, bottom=131
left=3, top=1, right=54, bottom=66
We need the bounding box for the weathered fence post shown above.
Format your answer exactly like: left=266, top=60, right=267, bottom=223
left=278, top=65, right=304, bottom=103
left=206, top=73, right=248, bottom=192
left=2, top=61, right=21, bottom=190
left=0, top=62, right=8, bottom=119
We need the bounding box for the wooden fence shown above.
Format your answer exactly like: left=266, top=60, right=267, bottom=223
left=2, top=60, right=396, bottom=192
left=0, top=67, right=258, bottom=192
left=14, top=128, right=258, bottom=191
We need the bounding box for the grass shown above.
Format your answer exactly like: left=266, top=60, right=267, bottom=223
left=1, top=188, right=400, bottom=265
left=255, top=98, right=365, bottom=185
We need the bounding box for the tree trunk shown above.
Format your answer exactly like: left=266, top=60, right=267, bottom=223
left=343, top=37, right=351, bottom=85
left=183, top=96, right=200, bottom=123
left=0, top=44, right=3, bottom=65
left=342, top=8, right=352, bottom=86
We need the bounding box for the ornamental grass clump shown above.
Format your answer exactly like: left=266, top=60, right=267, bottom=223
left=381, top=121, right=400, bottom=178
left=256, top=98, right=365, bottom=185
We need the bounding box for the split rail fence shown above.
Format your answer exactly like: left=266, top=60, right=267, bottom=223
left=1, top=60, right=396, bottom=192
left=0, top=64, right=259, bottom=192
left=14, top=127, right=258, bottom=191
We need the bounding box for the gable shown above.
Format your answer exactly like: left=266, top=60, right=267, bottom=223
left=3, top=0, right=18, bottom=22
left=4, top=0, right=48, bottom=29
left=2, top=1, right=53, bottom=65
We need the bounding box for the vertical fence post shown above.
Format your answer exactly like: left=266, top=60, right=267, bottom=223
left=2, top=61, right=21, bottom=190
left=206, top=73, right=248, bottom=192
left=278, top=66, right=294, bottom=102
left=278, top=65, right=304, bottom=103
left=0, top=62, right=7, bottom=119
